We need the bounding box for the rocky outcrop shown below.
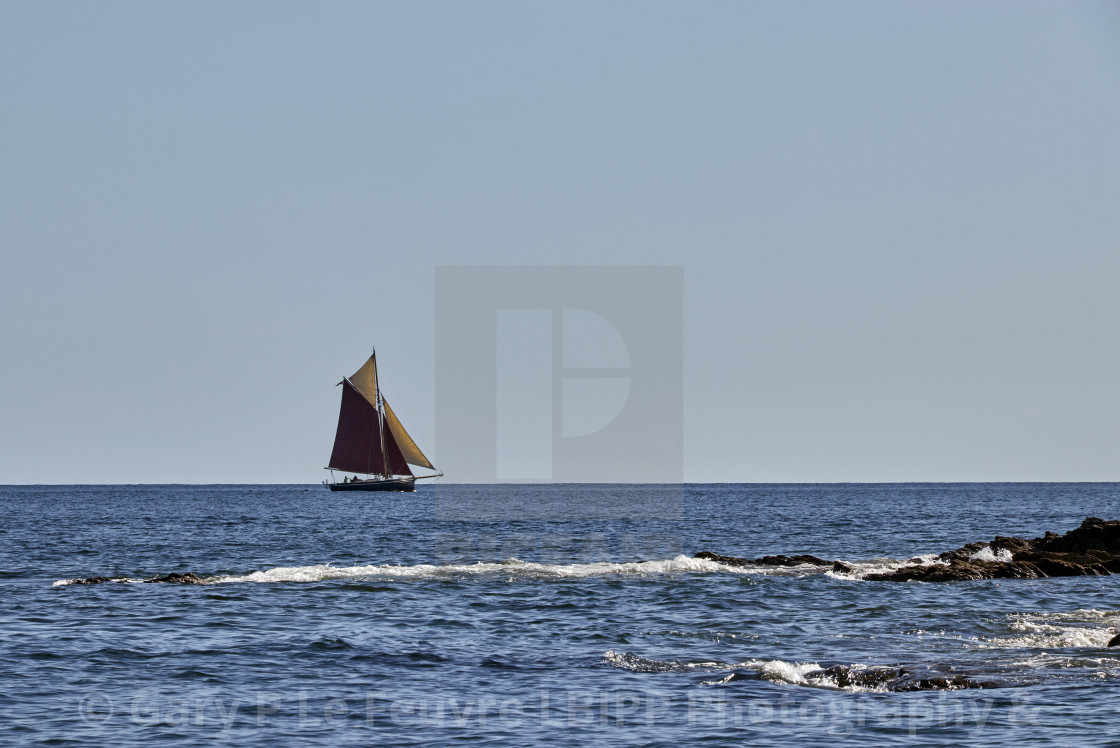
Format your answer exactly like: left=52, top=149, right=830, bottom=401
left=696, top=517, right=1120, bottom=583
left=867, top=517, right=1120, bottom=582
left=695, top=551, right=832, bottom=567
left=862, top=559, right=1037, bottom=583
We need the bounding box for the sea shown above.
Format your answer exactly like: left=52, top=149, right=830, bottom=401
left=3, top=483, right=1120, bottom=747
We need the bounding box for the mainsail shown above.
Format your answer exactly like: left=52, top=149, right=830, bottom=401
left=326, top=380, right=411, bottom=476
left=326, top=353, right=433, bottom=477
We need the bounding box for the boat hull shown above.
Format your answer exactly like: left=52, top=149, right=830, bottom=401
left=328, top=476, right=416, bottom=492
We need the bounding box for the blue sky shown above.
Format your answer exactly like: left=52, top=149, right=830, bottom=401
left=2, top=1, right=1119, bottom=482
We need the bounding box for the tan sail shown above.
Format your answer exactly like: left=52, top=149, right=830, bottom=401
left=382, top=399, right=435, bottom=470
left=348, top=356, right=378, bottom=409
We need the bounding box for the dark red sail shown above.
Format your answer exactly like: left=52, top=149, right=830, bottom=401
left=328, top=378, right=414, bottom=476
left=328, top=380, right=382, bottom=474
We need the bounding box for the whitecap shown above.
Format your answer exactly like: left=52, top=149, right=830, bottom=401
left=970, top=546, right=1013, bottom=563
left=52, top=576, right=141, bottom=587
left=602, top=650, right=731, bottom=673
left=975, top=610, right=1120, bottom=650
left=210, top=554, right=748, bottom=585
left=754, top=658, right=823, bottom=686
left=825, top=554, right=948, bottom=581
left=603, top=650, right=903, bottom=692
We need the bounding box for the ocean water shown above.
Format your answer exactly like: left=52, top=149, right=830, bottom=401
left=3, top=483, right=1120, bottom=746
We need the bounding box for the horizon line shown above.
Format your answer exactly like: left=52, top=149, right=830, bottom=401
left=3, top=480, right=1119, bottom=487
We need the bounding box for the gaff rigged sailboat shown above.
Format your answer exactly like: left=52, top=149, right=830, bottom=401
left=324, top=349, right=442, bottom=491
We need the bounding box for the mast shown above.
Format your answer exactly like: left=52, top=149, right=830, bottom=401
left=373, top=347, right=389, bottom=478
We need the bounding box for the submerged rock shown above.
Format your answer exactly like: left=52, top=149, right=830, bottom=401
left=804, top=665, right=999, bottom=691
left=695, top=551, right=831, bottom=567
left=66, top=572, right=206, bottom=586
left=143, top=572, right=205, bottom=585
left=696, top=517, right=1120, bottom=583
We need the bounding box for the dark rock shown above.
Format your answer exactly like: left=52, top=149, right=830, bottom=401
left=936, top=542, right=990, bottom=564
left=64, top=572, right=207, bottom=586
left=868, top=518, right=1120, bottom=582
left=863, top=558, right=1041, bottom=583
left=1034, top=517, right=1120, bottom=555
left=694, top=551, right=750, bottom=566
left=805, top=665, right=902, bottom=690
left=697, top=517, right=1120, bottom=583
left=756, top=554, right=832, bottom=567
left=694, top=551, right=830, bottom=568
left=803, top=665, right=999, bottom=691
left=143, top=572, right=205, bottom=584
left=1108, top=633, right=1120, bottom=647
left=832, top=561, right=854, bottom=574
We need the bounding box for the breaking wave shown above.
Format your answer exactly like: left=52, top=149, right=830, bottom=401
left=825, top=553, right=948, bottom=581
left=601, top=650, right=733, bottom=673
left=970, top=546, right=1014, bottom=563
left=53, top=551, right=986, bottom=587
left=602, top=650, right=917, bottom=692
left=214, top=555, right=743, bottom=583
left=974, top=609, right=1120, bottom=650
left=54, top=555, right=747, bottom=587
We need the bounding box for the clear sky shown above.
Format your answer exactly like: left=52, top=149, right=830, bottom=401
left=2, top=1, right=1119, bottom=483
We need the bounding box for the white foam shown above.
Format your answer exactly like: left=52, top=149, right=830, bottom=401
left=62, top=546, right=1051, bottom=587
left=755, top=658, right=822, bottom=686
left=975, top=610, right=1120, bottom=650
left=1033, top=609, right=1120, bottom=621
left=603, top=650, right=817, bottom=681
left=603, top=651, right=900, bottom=692
left=970, top=546, right=1014, bottom=563
left=52, top=577, right=138, bottom=587
left=985, top=628, right=1113, bottom=649
left=826, top=554, right=948, bottom=581
left=48, top=557, right=881, bottom=585
left=211, top=554, right=745, bottom=585
left=52, top=555, right=750, bottom=587
left=602, top=650, right=730, bottom=673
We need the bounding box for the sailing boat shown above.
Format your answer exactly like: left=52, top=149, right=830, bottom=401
left=324, top=349, right=441, bottom=491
